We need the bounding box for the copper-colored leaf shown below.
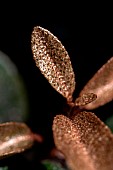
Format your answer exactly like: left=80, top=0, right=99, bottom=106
left=75, top=93, right=97, bottom=107
left=80, top=57, right=113, bottom=110
left=31, top=26, right=75, bottom=102
left=53, top=112, right=113, bottom=170
left=0, top=122, right=34, bottom=159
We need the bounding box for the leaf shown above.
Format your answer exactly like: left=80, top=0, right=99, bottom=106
left=74, top=93, right=97, bottom=107
left=0, top=167, right=8, bottom=170
left=31, top=26, right=75, bottom=102
left=53, top=112, right=113, bottom=170
left=0, top=51, right=29, bottom=122
left=79, top=57, right=113, bottom=110
left=0, top=122, right=34, bottom=159
left=42, top=159, right=68, bottom=170
left=105, top=115, right=113, bottom=132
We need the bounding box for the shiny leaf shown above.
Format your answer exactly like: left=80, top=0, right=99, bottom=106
left=80, top=57, right=113, bottom=110
left=0, top=122, right=34, bottom=159
left=31, top=26, right=75, bottom=102
left=75, top=93, right=97, bottom=107
left=53, top=112, right=113, bottom=170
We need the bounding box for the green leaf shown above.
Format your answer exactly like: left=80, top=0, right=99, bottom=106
left=42, top=160, right=68, bottom=170
left=0, top=51, right=29, bottom=122
left=105, top=115, right=113, bottom=132
left=0, top=166, right=8, bottom=170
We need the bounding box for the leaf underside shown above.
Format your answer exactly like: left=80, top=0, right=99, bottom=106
left=0, top=122, right=34, bottom=159
left=80, top=57, right=113, bottom=110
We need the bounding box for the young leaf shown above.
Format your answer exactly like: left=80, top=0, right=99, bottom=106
left=31, top=26, right=75, bottom=102
left=0, top=122, right=34, bottom=159
left=53, top=112, right=113, bottom=170
left=74, top=93, right=97, bottom=107
left=80, top=57, right=113, bottom=110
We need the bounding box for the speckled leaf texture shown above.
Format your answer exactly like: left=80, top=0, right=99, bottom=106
left=31, top=26, right=75, bottom=102
left=80, top=57, right=113, bottom=110
left=31, top=26, right=113, bottom=170
left=53, top=112, right=113, bottom=170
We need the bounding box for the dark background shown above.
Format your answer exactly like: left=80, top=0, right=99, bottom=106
left=0, top=3, right=113, bottom=169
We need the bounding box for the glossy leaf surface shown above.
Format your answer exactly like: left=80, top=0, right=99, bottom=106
left=0, top=122, right=34, bottom=159
left=31, top=26, right=75, bottom=101
left=75, top=93, right=97, bottom=107
left=53, top=112, right=113, bottom=170
left=80, top=57, right=113, bottom=110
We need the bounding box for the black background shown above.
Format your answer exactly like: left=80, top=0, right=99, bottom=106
left=0, top=3, right=113, bottom=169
